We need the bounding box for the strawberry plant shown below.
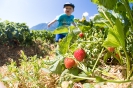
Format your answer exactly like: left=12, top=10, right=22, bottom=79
left=91, top=0, right=133, bottom=80
left=42, top=19, right=107, bottom=86
left=41, top=1, right=133, bottom=87
left=0, top=20, right=55, bottom=47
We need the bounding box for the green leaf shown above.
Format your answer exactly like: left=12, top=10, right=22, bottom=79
left=69, top=26, right=76, bottom=31
left=102, top=19, right=125, bottom=49
left=115, top=2, right=126, bottom=12
left=98, top=8, right=117, bottom=24
left=78, top=25, right=91, bottom=32
left=102, top=28, right=120, bottom=47
left=44, top=59, right=58, bottom=65
left=69, top=68, right=79, bottom=76
left=104, top=52, right=111, bottom=63
left=113, top=53, right=122, bottom=64
left=96, top=76, right=106, bottom=82
left=41, top=68, right=51, bottom=74
left=49, top=60, right=62, bottom=74
left=91, top=0, right=99, bottom=4
left=69, top=43, right=78, bottom=52
left=78, top=72, right=88, bottom=77
left=99, top=0, right=117, bottom=10
left=104, top=11, right=116, bottom=23
left=92, top=0, right=117, bottom=10
left=59, top=33, right=73, bottom=55
left=91, top=14, right=109, bottom=25
left=53, top=26, right=68, bottom=34
left=83, top=83, right=94, bottom=88
left=128, top=0, right=133, bottom=3
left=115, top=19, right=125, bottom=47
left=2, top=77, right=11, bottom=81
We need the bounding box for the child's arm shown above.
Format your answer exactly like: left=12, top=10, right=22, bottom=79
left=72, top=22, right=77, bottom=27
left=48, top=19, right=57, bottom=27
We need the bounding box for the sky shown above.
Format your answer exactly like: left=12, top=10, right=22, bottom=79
left=0, top=0, right=98, bottom=28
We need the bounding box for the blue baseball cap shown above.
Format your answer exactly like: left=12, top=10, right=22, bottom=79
left=63, top=2, right=75, bottom=9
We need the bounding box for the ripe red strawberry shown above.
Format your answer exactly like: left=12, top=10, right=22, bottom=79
left=107, top=47, right=115, bottom=52
left=64, top=58, right=75, bottom=69
left=74, top=48, right=86, bottom=61
left=79, top=33, right=84, bottom=38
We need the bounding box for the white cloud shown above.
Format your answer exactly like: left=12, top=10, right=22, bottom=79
left=89, top=14, right=99, bottom=20
left=82, top=12, right=89, bottom=17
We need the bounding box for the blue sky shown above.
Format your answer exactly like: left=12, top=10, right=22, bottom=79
left=0, top=0, right=98, bottom=27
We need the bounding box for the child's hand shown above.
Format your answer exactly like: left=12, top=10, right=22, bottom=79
left=47, top=19, right=57, bottom=28
left=48, top=24, right=51, bottom=27
left=73, top=28, right=81, bottom=34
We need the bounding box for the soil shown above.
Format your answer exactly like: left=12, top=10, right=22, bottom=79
left=0, top=43, right=56, bottom=87
left=0, top=43, right=56, bottom=66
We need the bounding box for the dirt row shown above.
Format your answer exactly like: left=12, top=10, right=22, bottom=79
left=0, top=43, right=56, bottom=66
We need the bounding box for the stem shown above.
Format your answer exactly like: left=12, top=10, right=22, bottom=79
left=124, top=49, right=131, bottom=80
left=122, top=0, right=133, bottom=32
left=92, top=48, right=104, bottom=73
left=78, top=41, right=98, bottom=43
left=118, top=50, right=123, bottom=65
left=69, top=74, right=133, bottom=83
left=102, top=20, right=110, bottom=28
left=101, top=10, right=114, bottom=28
left=69, top=74, right=96, bottom=80
left=107, top=79, right=132, bottom=83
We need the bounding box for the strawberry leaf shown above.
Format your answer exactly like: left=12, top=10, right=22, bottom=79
left=83, top=83, right=94, bottom=88
left=102, top=19, right=125, bottom=49
left=128, top=0, right=133, bottom=3
left=69, top=68, right=79, bottom=76
left=92, top=0, right=117, bottom=10
left=104, top=52, right=111, bottom=63
left=59, top=33, right=74, bottom=55
left=78, top=25, right=91, bottom=32
left=96, top=76, right=107, bottom=82
left=69, top=43, right=78, bottom=52
left=115, top=2, right=126, bottom=12
left=53, top=26, right=68, bottom=34
left=49, top=60, right=62, bottom=74
left=91, top=0, right=99, bottom=4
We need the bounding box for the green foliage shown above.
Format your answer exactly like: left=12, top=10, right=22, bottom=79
left=53, top=26, right=69, bottom=34
left=102, top=19, right=125, bottom=48
left=91, top=0, right=133, bottom=80
left=0, top=51, right=47, bottom=88
left=59, top=32, right=74, bottom=55
left=0, top=21, right=55, bottom=46
left=43, top=0, right=133, bottom=86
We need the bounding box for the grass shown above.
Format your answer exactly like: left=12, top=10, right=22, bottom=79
left=0, top=50, right=59, bottom=88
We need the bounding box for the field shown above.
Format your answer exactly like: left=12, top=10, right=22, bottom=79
left=0, top=0, right=133, bottom=88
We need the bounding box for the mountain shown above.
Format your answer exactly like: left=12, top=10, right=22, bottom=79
left=30, top=22, right=58, bottom=31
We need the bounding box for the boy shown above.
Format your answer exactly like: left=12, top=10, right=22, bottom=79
left=48, top=2, right=77, bottom=42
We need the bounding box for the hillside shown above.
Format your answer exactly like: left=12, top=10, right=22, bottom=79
left=30, top=21, right=58, bottom=31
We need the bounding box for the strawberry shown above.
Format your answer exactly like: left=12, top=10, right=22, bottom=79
left=79, top=33, right=84, bottom=38
left=64, top=58, right=75, bottom=69
left=115, top=54, right=120, bottom=59
left=74, top=48, right=86, bottom=61
left=107, top=47, right=115, bottom=52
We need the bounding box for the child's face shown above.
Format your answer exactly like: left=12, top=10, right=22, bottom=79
left=63, top=6, right=74, bottom=15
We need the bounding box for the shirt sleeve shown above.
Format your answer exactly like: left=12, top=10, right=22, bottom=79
left=71, top=15, right=74, bottom=22
left=56, top=14, right=63, bottom=21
